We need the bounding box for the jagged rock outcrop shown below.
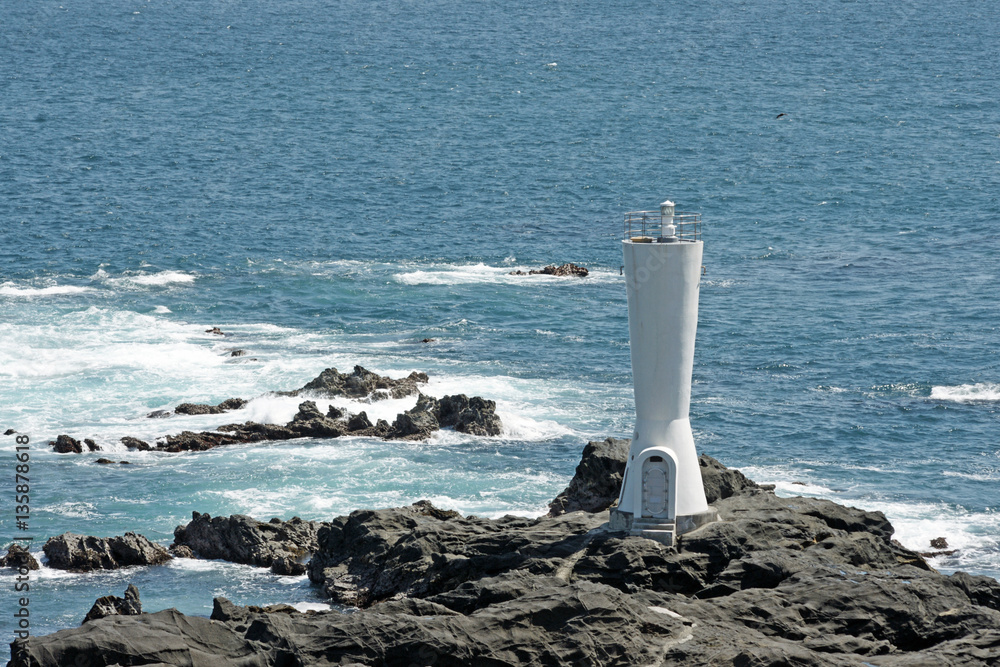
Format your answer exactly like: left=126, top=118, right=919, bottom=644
left=172, top=513, right=324, bottom=576
left=42, top=532, right=171, bottom=571
left=1, top=544, right=39, bottom=571
left=509, top=263, right=589, bottom=277
left=82, top=584, right=142, bottom=624
left=398, top=393, right=503, bottom=439
left=548, top=437, right=630, bottom=516
left=174, top=398, right=248, bottom=415
left=289, top=365, right=429, bottom=400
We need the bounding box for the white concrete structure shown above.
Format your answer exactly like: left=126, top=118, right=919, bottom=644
left=609, top=201, right=718, bottom=546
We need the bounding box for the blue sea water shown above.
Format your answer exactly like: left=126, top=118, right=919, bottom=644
left=2, top=0, right=999, bottom=643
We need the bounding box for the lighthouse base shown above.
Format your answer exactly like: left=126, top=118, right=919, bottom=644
left=609, top=507, right=719, bottom=547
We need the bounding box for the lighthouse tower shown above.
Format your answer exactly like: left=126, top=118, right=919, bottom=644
left=609, top=200, right=718, bottom=546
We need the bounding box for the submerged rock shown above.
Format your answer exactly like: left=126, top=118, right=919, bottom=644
left=83, top=584, right=142, bottom=624
left=43, top=532, right=171, bottom=571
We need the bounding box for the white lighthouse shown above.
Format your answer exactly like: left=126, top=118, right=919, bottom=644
left=609, top=200, right=718, bottom=546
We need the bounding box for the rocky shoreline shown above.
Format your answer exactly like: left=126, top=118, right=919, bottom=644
left=45, top=365, right=504, bottom=455
left=8, top=441, right=1000, bottom=666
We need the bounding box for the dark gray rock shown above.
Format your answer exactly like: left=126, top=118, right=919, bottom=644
left=10, top=608, right=273, bottom=667
left=699, top=453, right=760, bottom=503
left=346, top=411, right=372, bottom=431
left=83, top=438, right=100, bottom=451
left=437, top=394, right=503, bottom=436
left=548, top=437, right=630, bottom=516
left=390, top=408, right=439, bottom=440
left=82, top=584, right=142, bottom=624
left=121, top=436, right=152, bottom=450
left=146, top=409, right=172, bottom=418
left=286, top=401, right=346, bottom=438
left=16, top=447, right=1000, bottom=667
left=291, top=365, right=429, bottom=400
left=43, top=532, right=171, bottom=571
left=169, top=544, right=195, bottom=559
left=174, top=398, right=247, bottom=415
left=509, top=263, right=590, bottom=277
left=10, top=581, right=685, bottom=667
left=548, top=441, right=760, bottom=517
left=307, top=500, right=604, bottom=606
left=50, top=434, right=82, bottom=454
left=172, top=512, right=325, bottom=571
left=3, top=428, right=16, bottom=435
left=1, top=544, right=39, bottom=571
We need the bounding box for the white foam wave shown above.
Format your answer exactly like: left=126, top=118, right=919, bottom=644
left=393, top=263, right=618, bottom=286
left=930, top=383, right=1000, bottom=403
left=95, top=269, right=197, bottom=289
left=153, top=305, right=172, bottom=314
left=288, top=601, right=332, bottom=612
left=0, top=282, right=93, bottom=297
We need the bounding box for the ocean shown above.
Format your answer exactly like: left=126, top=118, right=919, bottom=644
left=1, top=0, right=998, bottom=641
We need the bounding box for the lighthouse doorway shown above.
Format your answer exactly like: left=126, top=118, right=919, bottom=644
left=637, top=449, right=677, bottom=521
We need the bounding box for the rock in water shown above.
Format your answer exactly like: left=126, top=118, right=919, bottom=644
left=509, top=263, right=589, bottom=277
left=548, top=437, right=630, bottom=516
left=83, top=584, right=142, bottom=624
left=50, top=434, right=83, bottom=453
left=43, top=532, right=171, bottom=571
left=292, top=365, right=429, bottom=400
left=121, top=436, right=152, bottom=450
left=172, top=512, right=324, bottom=574
left=174, top=398, right=247, bottom=415
left=1, top=544, right=40, bottom=571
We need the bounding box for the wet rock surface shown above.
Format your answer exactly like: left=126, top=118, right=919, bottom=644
left=42, top=532, right=171, bottom=571
left=13, top=450, right=1000, bottom=666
